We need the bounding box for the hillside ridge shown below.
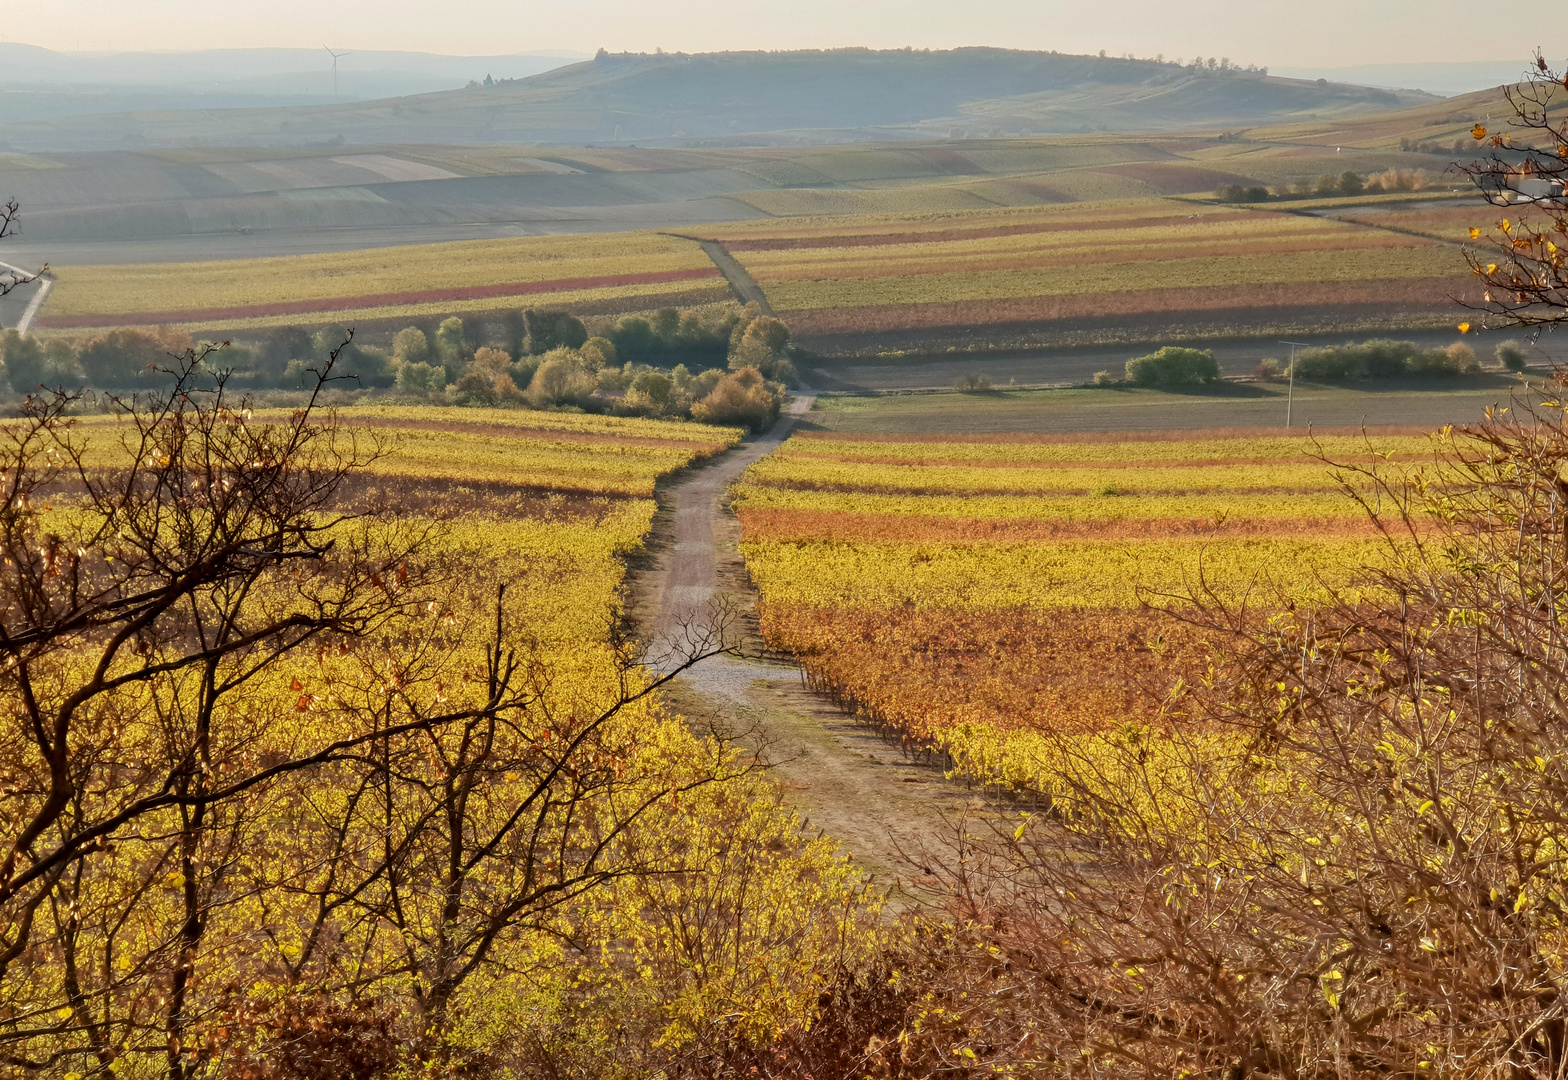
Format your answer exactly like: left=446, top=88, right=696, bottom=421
left=0, top=46, right=1440, bottom=151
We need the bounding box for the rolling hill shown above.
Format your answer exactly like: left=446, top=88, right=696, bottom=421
left=0, top=48, right=1439, bottom=152
left=1249, top=83, right=1564, bottom=149
left=0, top=44, right=584, bottom=122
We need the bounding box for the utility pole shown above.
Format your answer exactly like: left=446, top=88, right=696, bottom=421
left=1280, top=341, right=1309, bottom=428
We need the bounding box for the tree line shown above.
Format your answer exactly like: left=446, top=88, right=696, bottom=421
left=1218, top=167, right=1435, bottom=204
left=0, top=303, right=798, bottom=431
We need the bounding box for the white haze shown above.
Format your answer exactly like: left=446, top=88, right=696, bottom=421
left=3, top=0, right=1562, bottom=71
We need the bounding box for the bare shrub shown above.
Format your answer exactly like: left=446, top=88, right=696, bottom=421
left=208, top=992, right=406, bottom=1080
left=881, top=401, right=1568, bottom=1077
left=1461, top=54, right=1568, bottom=330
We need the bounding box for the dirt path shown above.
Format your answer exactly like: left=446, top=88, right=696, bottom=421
left=696, top=240, right=775, bottom=315
left=639, top=396, right=978, bottom=894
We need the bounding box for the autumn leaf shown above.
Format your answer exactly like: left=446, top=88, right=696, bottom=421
left=1470, top=227, right=1482, bottom=240
left=290, top=677, right=304, bottom=691
left=1458, top=322, right=1472, bottom=334
left=293, top=695, right=312, bottom=713
left=1472, top=124, right=1488, bottom=140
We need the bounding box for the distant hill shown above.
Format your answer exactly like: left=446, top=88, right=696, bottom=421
left=1273, top=61, right=1532, bottom=99
left=0, top=44, right=583, bottom=122
left=0, top=47, right=1439, bottom=151
left=1249, top=83, right=1561, bottom=150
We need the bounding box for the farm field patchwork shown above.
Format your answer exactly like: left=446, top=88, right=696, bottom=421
left=802, top=382, right=1525, bottom=434
left=73, top=405, right=742, bottom=497
left=40, top=231, right=727, bottom=331
left=735, top=427, right=1431, bottom=793
left=697, top=199, right=1476, bottom=345
left=349, top=406, right=741, bottom=495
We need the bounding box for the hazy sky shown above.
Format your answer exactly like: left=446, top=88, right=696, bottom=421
left=2, top=0, right=1557, bottom=69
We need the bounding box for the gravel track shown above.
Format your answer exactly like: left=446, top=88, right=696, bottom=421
left=644, top=395, right=976, bottom=891
left=695, top=240, right=775, bottom=315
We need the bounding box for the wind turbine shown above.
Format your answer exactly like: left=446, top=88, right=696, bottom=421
left=324, top=46, right=352, bottom=97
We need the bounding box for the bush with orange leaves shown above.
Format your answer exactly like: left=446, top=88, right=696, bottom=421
left=1461, top=53, right=1568, bottom=330
left=690, top=366, right=786, bottom=431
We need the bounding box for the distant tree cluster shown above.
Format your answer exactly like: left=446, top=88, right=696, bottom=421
left=1098, top=338, right=1499, bottom=389
left=1216, top=184, right=1270, bottom=203
left=1216, top=167, right=1432, bottom=203
left=1123, top=346, right=1219, bottom=386
left=586, top=45, right=1268, bottom=77
left=1180, top=56, right=1267, bottom=75
left=1401, top=136, right=1475, bottom=156
left=1098, top=50, right=1267, bottom=74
